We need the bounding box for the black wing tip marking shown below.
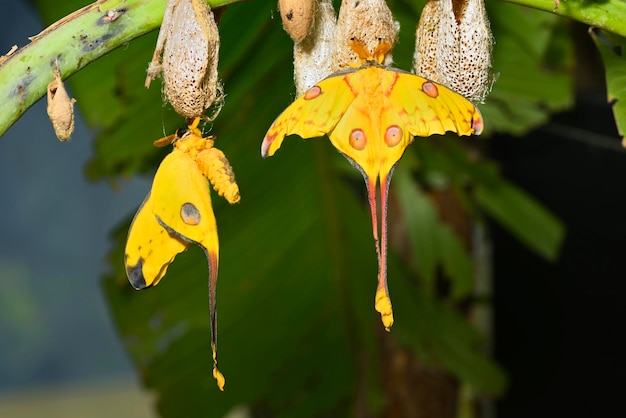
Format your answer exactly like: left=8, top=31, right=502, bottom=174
left=125, top=257, right=149, bottom=290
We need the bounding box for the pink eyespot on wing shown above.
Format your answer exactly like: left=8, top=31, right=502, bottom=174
left=304, top=85, right=322, bottom=100
left=261, top=132, right=277, bottom=158
left=180, top=202, right=201, bottom=225
left=349, top=129, right=367, bottom=150
left=472, top=107, right=484, bottom=135
left=384, top=125, right=402, bottom=147
left=422, top=81, right=439, bottom=98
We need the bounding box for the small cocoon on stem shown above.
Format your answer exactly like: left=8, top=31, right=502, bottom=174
left=146, top=0, right=222, bottom=120
left=279, top=0, right=316, bottom=43
left=46, top=65, right=76, bottom=142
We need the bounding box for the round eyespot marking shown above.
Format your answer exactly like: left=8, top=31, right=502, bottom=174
left=349, top=129, right=367, bottom=150
left=180, top=203, right=201, bottom=225
left=384, top=125, right=402, bottom=147
left=422, top=81, right=439, bottom=98
left=304, top=85, right=322, bottom=100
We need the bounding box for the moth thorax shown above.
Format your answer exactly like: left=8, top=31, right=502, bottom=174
left=293, top=0, right=337, bottom=95
left=174, top=132, right=208, bottom=159
left=332, top=0, right=399, bottom=71
left=414, top=0, right=494, bottom=104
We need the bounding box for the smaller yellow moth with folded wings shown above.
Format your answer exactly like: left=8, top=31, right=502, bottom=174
left=125, top=118, right=239, bottom=391
left=262, top=39, right=483, bottom=331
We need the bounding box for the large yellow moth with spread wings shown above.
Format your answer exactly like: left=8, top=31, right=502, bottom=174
left=125, top=118, right=239, bottom=390
left=262, top=40, right=483, bottom=330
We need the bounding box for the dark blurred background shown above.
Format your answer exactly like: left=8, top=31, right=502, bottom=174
left=489, top=86, right=626, bottom=417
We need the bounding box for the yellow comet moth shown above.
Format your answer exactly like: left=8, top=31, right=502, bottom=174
left=261, top=41, right=483, bottom=331
left=125, top=118, right=238, bottom=391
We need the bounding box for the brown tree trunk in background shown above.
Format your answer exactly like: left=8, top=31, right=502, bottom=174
left=379, top=186, right=479, bottom=418
left=380, top=331, right=458, bottom=418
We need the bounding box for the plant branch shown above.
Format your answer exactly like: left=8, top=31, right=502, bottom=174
left=0, top=0, right=240, bottom=138
left=502, top=0, right=626, bottom=37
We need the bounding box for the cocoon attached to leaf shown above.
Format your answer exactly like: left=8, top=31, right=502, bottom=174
left=279, top=0, right=316, bottom=43
left=414, top=0, right=494, bottom=103
left=293, top=0, right=336, bottom=95
left=146, top=0, right=222, bottom=119
left=46, top=65, right=76, bottom=142
left=332, top=0, right=399, bottom=71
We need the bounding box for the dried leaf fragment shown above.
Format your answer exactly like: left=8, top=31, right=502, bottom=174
left=46, top=65, right=76, bottom=141
left=0, top=45, right=17, bottom=65
left=146, top=0, right=221, bottom=119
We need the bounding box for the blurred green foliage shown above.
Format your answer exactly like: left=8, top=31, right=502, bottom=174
left=590, top=29, right=626, bottom=140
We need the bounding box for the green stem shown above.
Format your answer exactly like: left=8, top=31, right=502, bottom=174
left=0, top=0, right=239, bottom=138
left=502, top=0, right=626, bottom=37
